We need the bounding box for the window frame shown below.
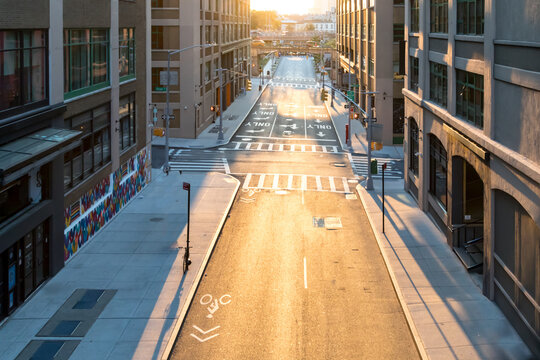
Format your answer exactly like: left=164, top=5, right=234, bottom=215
left=430, top=0, right=448, bottom=33
left=409, top=56, right=419, bottom=92
left=409, top=119, right=419, bottom=176
left=429, top=61, right=448, bottom=107
left=429, top=135, right=448, bottom=210
left=0, top=30, right=49, bottom=118
left=456, top=69, right=484, bottom=128
left=457, top=0, right=484, bottom=35
left=119, top=93, right=136, bottom=152
left=119, top=28, right=136, bottom=81
left=410, top=0, right=420, bottom=33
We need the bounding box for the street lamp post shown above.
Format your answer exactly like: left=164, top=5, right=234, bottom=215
left=163, top=43, right=215, bottom=173
left=365, top=93, right=375, bottom=191
left=216, top=68, right=226, bottom=141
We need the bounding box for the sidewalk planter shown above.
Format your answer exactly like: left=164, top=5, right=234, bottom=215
left=63, top=147, right=151, bottom=262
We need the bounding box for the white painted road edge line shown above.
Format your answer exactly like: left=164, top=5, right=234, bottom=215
left=355, top=185, right=429, bottom=360
left=304, top=257, right=308, bottom=289
left=222, top=158, right=230, bottom=174
left=160, top=175, right=241, bottom=360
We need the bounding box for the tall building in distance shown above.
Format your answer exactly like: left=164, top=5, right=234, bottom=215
left=336, top=0, right=406, bottom=145
left=151, top=0, right=251, bottom=139
left=0, top=0, right=150, bottom=321
left=402, top=0, right=540, bottom=355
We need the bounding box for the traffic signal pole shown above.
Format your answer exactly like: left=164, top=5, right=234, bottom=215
left=366, top=94, right=374, bottom=190
left=218, top=68, right=224, bottom=141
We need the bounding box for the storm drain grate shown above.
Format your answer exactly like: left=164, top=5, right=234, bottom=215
left=50, top=321, right=81, bottom=336
left=73, top=289, right=104, bottom=309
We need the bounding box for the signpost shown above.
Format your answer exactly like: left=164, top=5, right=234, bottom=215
left=183, top=182, right=191, bottom=273
left=382, top=163, right=387, bottom=233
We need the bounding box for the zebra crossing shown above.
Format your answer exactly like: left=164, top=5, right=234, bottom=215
left=221, top=142, right=343, bottom=154
left=168, top=154, right=230, bottom=173
left=349, top=154, right=403, bottom=179
left=242, top=173, right=355, bottom=194
left=269, top=82, right=319, bottom=89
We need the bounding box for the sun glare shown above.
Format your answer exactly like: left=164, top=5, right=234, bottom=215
left=251, top=0, right=314, bottom=15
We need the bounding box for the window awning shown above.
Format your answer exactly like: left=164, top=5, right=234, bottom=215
left=0, top=128, right=81, bottom=186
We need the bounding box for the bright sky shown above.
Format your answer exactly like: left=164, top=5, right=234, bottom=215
left=251, top=0, right=314, bottom=14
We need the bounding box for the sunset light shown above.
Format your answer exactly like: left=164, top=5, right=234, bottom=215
left=251, top=0, right=314, bottom=14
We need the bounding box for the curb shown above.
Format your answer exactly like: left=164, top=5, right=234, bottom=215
left=160, top=173, right=241, bottom=360
left=355, top=184, right=429, bottom=360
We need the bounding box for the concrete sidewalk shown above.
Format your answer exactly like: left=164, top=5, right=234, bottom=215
left=324, top=90, right=404, bottom=159
left=153, top=58, right=278, bottom=149
left=0, top=170, right=239, bottom=360
left=356, top=180, right=533, bottom=359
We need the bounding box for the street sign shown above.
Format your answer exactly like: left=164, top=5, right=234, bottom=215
left=161, top=114, right=176, bottom=120
left=347, top=90, right=355, bottom=101
left=160, top=71, right=178, bottom=86
left=183, top=182, right=190, bottom=191
left=154, top=87, right=167, bottom=92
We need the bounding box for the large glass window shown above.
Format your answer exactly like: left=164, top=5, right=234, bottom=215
left=409, top=119, right=419, bottom=176
left=119, top=93, right=136, bottom=151
left=393, top=24, right=404, bottom=42
left=119, top=28, right=135, bottom=80
left=430, top=0, right=448, bottom=33
left=64, top=104, right=111, bottom=190
left=429, top=61, right=447, bottom=107
left=456, top=69, right=483, bottom=128
left=410, top=0, right=420, bottom=32
left=0, top=30, right=47, bottom=115
left=457, top=0, right=484, bottom=35
left=429, top=135, right=447, bottom=209
left=368, top=58, right=374, bottom=76
left=409, top=56, right=419, bottom=92
left=151, top=26, right=163, bottom=49
left=64, top=29, right=110, bottom=98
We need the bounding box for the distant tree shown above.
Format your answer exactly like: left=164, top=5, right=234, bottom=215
left=251, top=10, right=280, bottom=31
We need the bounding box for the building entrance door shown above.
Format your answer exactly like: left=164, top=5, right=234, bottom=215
left=451, top=158, right=484, bottom=271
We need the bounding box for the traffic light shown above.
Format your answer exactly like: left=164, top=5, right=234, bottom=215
left=320, top=89, right=328, bottom=101
left=353, top=113, right=360, bottom=119
left=247, top=79, right=252, bottom=91
left=210, top=105, right=219, bottom=112
left=153, top=127, right=165, bottom=137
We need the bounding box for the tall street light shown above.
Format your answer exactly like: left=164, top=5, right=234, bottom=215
left=164, top=43, right=215, bottom=173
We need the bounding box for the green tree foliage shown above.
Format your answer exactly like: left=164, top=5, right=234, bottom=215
left=251, top=10, right=280, bottom=31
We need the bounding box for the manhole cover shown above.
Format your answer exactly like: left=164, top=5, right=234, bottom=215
left=312, top=217, right=325, bottom=228
left=150, top=217, right=164, bottom=222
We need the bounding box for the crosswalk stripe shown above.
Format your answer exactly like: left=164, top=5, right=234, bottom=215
left=291, top=144, right=295, bottom=151
left=342, top=177, right=350, bottom=193
left=301, top=145, right=306, bottom=152
left=222, top=158, right=230, bottom=174
left=329, top=176, right=336, bottom=192
left=258, top=174, right=266, bottom=188
left=272, top=174, right=279, bottom=189
left=279, top=144, right=284, bottom=151
left=287, top=175, right=293, bottom=189
left=243, top=174, right=252, bottom=189
left=332, top=146, right=338, bottom=153
left=246, top=143, right=252, bottom=150
left=268, top=144, right=273, bottom=151
left=301, top=175, right=307, bottom=190
left=235, top=142, right=241, bottom=150
left=257, top=143, right=263, bottom=150
left=311, top=145, right=316, bottom=152
left=316, top=176, right=322, bottom=191
left=322, top=146, right=328, bottom=153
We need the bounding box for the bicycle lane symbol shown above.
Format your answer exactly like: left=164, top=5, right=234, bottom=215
left=190, top=294, right=232, bottom=343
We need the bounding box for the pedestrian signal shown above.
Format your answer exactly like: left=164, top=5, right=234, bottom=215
left=153, top=127, right=165, bottom=137
left=210, top=105, right=219, bottom=112
left=320, top=89, right=328, bottom=101
left=247, top=79, right=252, bottom=91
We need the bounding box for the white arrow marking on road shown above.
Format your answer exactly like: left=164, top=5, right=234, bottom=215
left=191, top=325, right=220, bottom=342
left=252, top=117, right=269, bottom=120
left=316, top=132, right=326, bottom=137
left=280, top=124, right=298, bottom=129
left=245, top=129, right=265, bottom=133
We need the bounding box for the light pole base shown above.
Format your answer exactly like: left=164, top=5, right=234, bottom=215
left=365, top=177, right=374, bottom=191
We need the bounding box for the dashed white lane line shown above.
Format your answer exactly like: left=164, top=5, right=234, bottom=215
left=304, top=257, right=308, bottom=289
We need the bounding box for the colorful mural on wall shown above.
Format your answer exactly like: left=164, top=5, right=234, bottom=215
left=63, top=148, right=150, bottom=262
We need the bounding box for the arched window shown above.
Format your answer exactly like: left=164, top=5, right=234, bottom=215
left=429, top=134, right=447, bottom=209
left=409, top=118, right=419, bottom=176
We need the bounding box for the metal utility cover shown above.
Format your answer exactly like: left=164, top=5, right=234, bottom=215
left=325, top=217, right=342, bottom=229
left=72, top=289, right=104, bottom=309
left=50, top=321, right=81, bottom=337
left=312, top=217, right=325, bottom=228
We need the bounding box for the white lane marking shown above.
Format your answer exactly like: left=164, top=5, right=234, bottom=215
left=311, top=145, right=316, bottom=152
left=301, top=175, right=307, bottom=191
left=256, top=143, right=263, bottom=150
left=246, top=143, right=252, bottom=150
left=257, top=174, right=266, bottom=188
left=288, top=175, right=293, bottom=189
left=291, top=144, right=295, bottom=151
left=304, top=257, right=308, bottom=289
left=272, top=174, right=279, bottom=189
left=301, top=145, right=306, bottom=152
left=342, top=177, right=350, bottom=193
left=268, top=105, right=279, bottom=137
left=329, top=176, right=336, bottom=192
left=234, top=142, right=241, bottom=150
left=279, top=144, right=284, bottom=151
left=191, top=325, right=220, bottom=342
left=332, top=146, right=338, bottom=153
left=268, top=144, right=273, bottom=151
left=223, top=158, right=230, bottom=174
left=316, top=176, right=322, bottom=191
left=235, top=135, right=337, bottom=142
left=322, top=146, right=328, bottom=153
left=192, top=325, right=220, bottom=335
left=304, top=105, right=307, bottom=139
left=243, top=174, right=252, bottom=189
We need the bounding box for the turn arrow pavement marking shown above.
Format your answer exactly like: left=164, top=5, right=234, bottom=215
left=190, top=325, right=221, bottom=343
left=245, top=129, right=265, bottom=133
left=316, top=132, right=326, bottom=137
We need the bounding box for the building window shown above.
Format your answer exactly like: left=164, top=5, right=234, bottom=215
left=409, top=119, right=419, bottom=176
left=429, top=135, right=447, bottom=209
left=119, top=28, right=135, bottom=80
left=411, top=0, right=420, bottom=32
left=119, top=93, right=136, bottom=151
left=430, top=0, right=448, bottom=33
left=151, top=0, right=163, bottom=7
left=409, top=56, right=419, bottom=92
left=64, top=104, right=111, bottom=190
left=0, top=30, right=47, bottom=116
left=368, top=58, right=374, bottom=76
left=429, top=62, right=447, bottom=107
left=0, top=176, right=29, bottom=224
left=151, top=26, right=163, bottom=49
left=368, top=23, right=375, bottom=41
left=205, top=61, right=211, bottom=82
left=457, top=0, right=484, bottom=35
left=456, top=69, right=483, bottom=128
left=393, top=24, right=404, bottom=42
left=362, top=56, right=366, bottom=71
left=64, top=29, right=110, bottom=98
